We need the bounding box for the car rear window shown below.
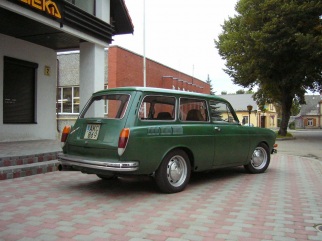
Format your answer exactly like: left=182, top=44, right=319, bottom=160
left=80, top=94, right=130, bottom=119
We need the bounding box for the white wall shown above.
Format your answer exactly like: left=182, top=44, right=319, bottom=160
left=79, top=42, right=105, bottom=112
left=0, top=34, right=57, bottom=141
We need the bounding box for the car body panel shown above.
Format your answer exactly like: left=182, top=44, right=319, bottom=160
left=59, top=87, right=277, bottom=177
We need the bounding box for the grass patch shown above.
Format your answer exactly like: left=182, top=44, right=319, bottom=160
left=276, top=132, right=293, bottom=138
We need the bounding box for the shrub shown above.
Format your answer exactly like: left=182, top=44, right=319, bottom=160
left=288, top=121, right=295, bottom=130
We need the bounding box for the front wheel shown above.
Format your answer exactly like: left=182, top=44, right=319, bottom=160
left=244, top=143, right=270, bottom=174
left=155, top=149, right=191, bottom=193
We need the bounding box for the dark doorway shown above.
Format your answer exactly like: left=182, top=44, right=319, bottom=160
left=3, top=56, right=38, bottom=124
left=260, top=116, right=266, bottom=128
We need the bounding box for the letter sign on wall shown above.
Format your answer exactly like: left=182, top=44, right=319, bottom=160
left=44, top=65, right=50, bottom=76
left=20, top=0, right=62, bottom=19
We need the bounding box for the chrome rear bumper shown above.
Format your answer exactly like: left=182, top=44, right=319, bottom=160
left=58, top=154, right=139, bottom=172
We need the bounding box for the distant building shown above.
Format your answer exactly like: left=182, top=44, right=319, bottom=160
left=221, top=94, right=278, bottom=128
left=57, top=46, right=210, bottom=131
left=294, top=95, right=322, bottom=129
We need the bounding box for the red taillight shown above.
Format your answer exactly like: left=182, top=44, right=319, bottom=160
left=118, top=128, right=130, bottom=156
left=61, top=125, right=71, bottom=142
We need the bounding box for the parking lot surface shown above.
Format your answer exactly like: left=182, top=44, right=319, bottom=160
left=1, top=154, right=322, bottom=241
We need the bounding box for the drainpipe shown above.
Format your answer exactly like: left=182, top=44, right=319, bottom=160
left=318, top=100, right=322, bottom=129
left=56, top=59, right=60, bottom=133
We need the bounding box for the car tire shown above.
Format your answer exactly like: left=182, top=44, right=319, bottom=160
left=155, top=149, right=191, bottom=193
left=96, top=174, right=117, bottom=180
left=244, top=143, right=270, bottom=174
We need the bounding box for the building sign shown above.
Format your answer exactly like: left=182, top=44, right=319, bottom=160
left=20, top=0, right=61, bottom=19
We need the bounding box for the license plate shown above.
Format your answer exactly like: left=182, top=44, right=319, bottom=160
left=84, top=124, right=100, bottom=140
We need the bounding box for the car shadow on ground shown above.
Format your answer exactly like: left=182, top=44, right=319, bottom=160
left=57, top=166, right=259, bottom=196
left=189, top=166, right=246, bottom=184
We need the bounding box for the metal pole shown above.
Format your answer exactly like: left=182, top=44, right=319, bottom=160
left=249, top=111, right=251, bottom=126
left=143, top=0, right=147, bottom=118
left=143, top=0, right=146, bottom=87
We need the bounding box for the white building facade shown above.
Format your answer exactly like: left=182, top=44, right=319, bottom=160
left=0, top=0, right=133, bottom=141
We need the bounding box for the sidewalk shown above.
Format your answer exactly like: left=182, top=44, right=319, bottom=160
left=0, top=154, right=321, bottom=240
left=0, top=139, right=62, bottom=158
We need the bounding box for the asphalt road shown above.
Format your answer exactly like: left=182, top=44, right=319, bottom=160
left=276, top=129, right=322, bottom=161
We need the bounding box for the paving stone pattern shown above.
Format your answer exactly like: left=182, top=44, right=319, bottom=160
left=0, top=140, right=62, bottom=180
left=0, top=153, right=61, bottom=180
left=0, top=154, right=321, bottom=240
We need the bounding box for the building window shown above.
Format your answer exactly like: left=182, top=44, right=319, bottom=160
left=242, top=116, right=249, bottom=125
left=65, top=0, right=95, bottom=15
left=3, top=57, right=38, bottom=124
left=270, top=115, right=275, bottom=126
left=307, top=119, right=313, bottom=126
left=56, top=86, right=80, bottom=114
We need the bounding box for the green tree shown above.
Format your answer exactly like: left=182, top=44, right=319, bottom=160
left=291, top=98, right=301, bottom=116
left=215, top=0, right=322, bottom=136
left=236, top=89, right=245, bottom=94
left=206, top=74, right=215, bottom=95
left=274, top=98, right=301, bottom=120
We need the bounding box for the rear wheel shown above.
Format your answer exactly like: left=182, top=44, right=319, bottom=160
left=244, top=143, right=270, bottom=174
left=155, top=149, right=191, bottom=193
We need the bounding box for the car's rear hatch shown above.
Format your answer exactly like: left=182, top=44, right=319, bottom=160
left=63, top=90, right=135, bottom=161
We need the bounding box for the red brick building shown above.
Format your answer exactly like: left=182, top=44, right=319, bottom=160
left=108, top=46, right=210, bottom=94
left=56, top=46, right=210, bottom=131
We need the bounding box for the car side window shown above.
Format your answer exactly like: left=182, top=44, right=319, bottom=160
left=180, top=98, right=208, bottom=122
left=139, top=95, right=175, bottom=121
left=209, top=100, right=238, bottom=124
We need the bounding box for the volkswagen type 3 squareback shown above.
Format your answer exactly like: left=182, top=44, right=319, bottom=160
left=59, top=87, right=277, bottom=193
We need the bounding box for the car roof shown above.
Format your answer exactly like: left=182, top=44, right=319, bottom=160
left=95, top=86, right=228, bottom=102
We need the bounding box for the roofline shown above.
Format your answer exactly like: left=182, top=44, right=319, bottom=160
left=95, top=86, right=226, bottom=101
left=119, top=0, right=134, bottom=33
left=109, top=45, right=206, bottom=84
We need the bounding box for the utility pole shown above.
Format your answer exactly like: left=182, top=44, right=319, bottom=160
left=143, top=0, right=146, bottom=87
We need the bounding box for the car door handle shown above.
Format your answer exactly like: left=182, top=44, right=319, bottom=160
left=214, top=127, right=221, bottom=132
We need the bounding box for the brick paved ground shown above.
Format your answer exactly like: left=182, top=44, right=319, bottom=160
left=0, top=154, right=321, bottom=241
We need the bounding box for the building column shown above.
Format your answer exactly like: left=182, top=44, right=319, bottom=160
left=79, top=42, right=105, bottom=114
left=95, top=0, right=110, bottom=23
left=78, top=0, right=109, bottom=115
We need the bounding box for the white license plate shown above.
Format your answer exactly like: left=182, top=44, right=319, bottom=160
left=84, top=124, right=100, bottom=140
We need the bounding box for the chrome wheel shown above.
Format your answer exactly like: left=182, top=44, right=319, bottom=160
left=251, top=146, right=268, bottom=170
left=166, top=155, right=188, bottom=187
left=244, top=143, right=270, bottom=174
left=155, top=149, right=191, bottom=193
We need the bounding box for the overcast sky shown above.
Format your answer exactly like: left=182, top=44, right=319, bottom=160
left=112, top=0, right=240, bottom=94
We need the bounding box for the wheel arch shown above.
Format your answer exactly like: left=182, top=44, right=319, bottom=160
left=258, top=141, right=270, bottom=150
left=160, top=147, right=195, bottom=171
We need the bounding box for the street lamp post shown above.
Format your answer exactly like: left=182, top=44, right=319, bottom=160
left=247, top=105, right=253, bottom=126
left=254, top=109, right=258, bottom=127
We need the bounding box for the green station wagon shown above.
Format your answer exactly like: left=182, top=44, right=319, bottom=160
left=59, top=87, right=277, bottom=193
